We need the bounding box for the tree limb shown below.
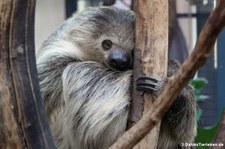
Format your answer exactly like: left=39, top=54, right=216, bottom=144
left=109, top=0, right=225, bottom=148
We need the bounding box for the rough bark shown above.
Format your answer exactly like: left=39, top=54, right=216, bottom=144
left=127, top=0, right=168, bottom=149
left=0, top=0, right=55, bottom=148
left=110, top=0, right=225, bottom=148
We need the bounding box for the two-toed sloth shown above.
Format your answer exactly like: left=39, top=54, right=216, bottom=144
left=37, top=6, right=196, bottom=149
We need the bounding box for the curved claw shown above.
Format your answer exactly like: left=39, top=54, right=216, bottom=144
left=136, top=86, right=157, bottom=92
left=136, top=76, right=161, bottom=92
left=136, top=82, right=158, bottom=92
left=136, top=76, right=159, bottom=83
left=136, top=82, right=158, bottom=88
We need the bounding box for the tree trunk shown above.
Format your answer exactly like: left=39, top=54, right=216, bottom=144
left=0, top=0, right=55, bottom=148
left=128, top=0, right=168, bottom=149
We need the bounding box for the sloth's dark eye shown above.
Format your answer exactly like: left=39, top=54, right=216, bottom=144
left=102, top=40, right=112, bottom=50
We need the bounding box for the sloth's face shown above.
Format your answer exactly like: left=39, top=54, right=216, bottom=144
left=101, top=39, right=133, bottom=71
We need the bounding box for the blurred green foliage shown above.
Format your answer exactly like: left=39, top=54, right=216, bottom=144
left=190, top=77, right=208, bottom=121
left=191, top=78, right=223, bottom=149
left=195, top=124, right=219, bottom=149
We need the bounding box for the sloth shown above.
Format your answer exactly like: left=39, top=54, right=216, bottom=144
left=36, top=6, right=196, bottom=149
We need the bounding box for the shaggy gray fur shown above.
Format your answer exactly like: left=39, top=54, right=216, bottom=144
left=37, top=6, right=196, bottom=149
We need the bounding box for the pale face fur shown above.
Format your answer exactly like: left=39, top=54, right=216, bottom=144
left=36, top=6, right=196, bottom=149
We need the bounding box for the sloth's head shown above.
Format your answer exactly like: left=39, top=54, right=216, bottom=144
left=63, top=6, right=135, bottom=71
left=100, top=39, right=133, bottom=71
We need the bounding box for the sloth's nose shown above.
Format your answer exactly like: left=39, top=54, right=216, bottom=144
left=108, top=48, right=131, bottom=71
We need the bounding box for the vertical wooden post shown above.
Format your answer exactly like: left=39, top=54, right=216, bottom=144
left=128, top=0, right=168, bottom=148
left=0, top=0, right=55, bottom=148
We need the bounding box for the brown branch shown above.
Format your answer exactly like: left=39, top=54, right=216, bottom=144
left=211, top=111, right=225, bottom=148
left=109, top=0, right=225, bottom=148
left=0, top=0, right=55, bottom=148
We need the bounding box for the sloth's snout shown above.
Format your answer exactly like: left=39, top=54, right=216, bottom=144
left=108, top=47, right=131, bottom=71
